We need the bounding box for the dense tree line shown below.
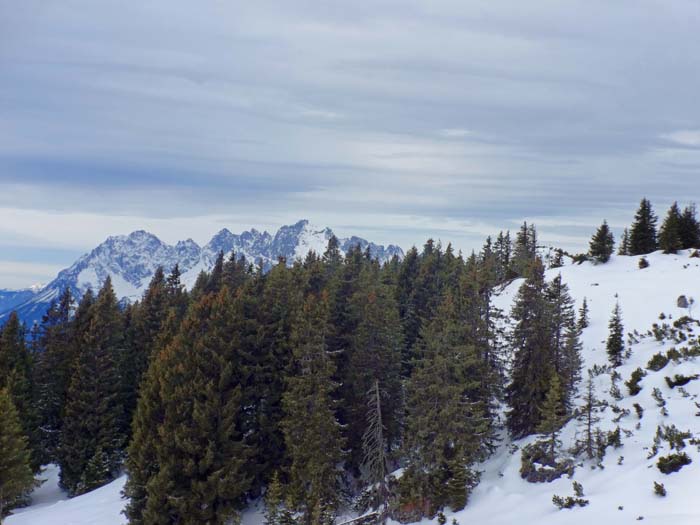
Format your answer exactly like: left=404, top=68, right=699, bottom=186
left=3, top=198, right=698, bottom=522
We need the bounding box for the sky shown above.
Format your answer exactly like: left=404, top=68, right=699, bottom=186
left=1, top=0, right=700, bottom=288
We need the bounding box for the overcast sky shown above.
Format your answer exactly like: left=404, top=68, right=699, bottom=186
left=1, top=0, right=700, bottom=288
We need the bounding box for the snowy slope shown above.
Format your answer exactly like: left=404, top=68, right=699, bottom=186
left=451, top=250, right=700, bottom=525
left=0, top=220, right=403, bottom=326
left=9, top=251, right=700, bottom=524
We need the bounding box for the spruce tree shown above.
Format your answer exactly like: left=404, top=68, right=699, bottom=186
left=403, top=294, right=486, bottom=514
left=58, top=278, right=126, bottom=495
left=34, top=288, right=75, bottom=460
left=362, top=380, right=389, bottom=516
left=0, top=312, right=41, bottom=471
left=618, top=228, right=630, bottom=255
left=658, top=202, right=683, bottom=254
left=249, top=262, right=305, bottom=493
left=578, top=298, right=590, bottom=330
left=0, top=388, right=36, bottom=520
left=536, top=375, right=565, bottom=463
left=629, top=198, right=658, bottom=255
left=606, top=303, right=625, bottom=368
left=123, top=310, right=181, bottom=525
left=589, top=220, right=615, bottom=263
left=578, top=373, right=602, bottom=459
left=511, top=222, right=537, bottom=277
left=141, top=288, right=251, bottom=525
left=342, top=265, right=403, bottom=473
left=281, top=293, right=345, bottom=524
left=506, top=259, right=554, bottom=438
left=679, top=204, right=700, bottom=249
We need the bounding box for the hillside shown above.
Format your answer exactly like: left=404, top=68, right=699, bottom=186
left=8, top=250, right=700, bottom=525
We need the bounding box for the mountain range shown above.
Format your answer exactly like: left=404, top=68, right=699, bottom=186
left=0, top=220, right=403, bottom=326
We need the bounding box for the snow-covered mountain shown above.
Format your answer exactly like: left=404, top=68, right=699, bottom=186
left=9, top=250, right=700, bottom=525
left=0, top=220, right=403, bottom=326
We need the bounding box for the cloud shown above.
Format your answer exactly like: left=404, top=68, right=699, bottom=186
left=661, top=130, right=700, bottom=148
left=1, top=0, right=700, bottom=286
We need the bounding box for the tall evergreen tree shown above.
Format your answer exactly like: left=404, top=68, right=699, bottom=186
left=0, top=388, right=36, bottom=520
left=629, top=198, right=658, bottom=255
left=247, top=262, right=305, bottom=493
left=281, top=293, right=345, bottom=525
left=679, top=204, right=700, bottom=249
left=403, top=294, right=486, bottom=514
left=58, top=278, right=126, bottom=495
left=123, top=310, right=181, bottom=525
left=618, top=228, right=630, bottom=255
left=577, top=298, right=590, bottom=330
left=362, top=380, right=389, bottom=516
left=589, top=220, right=615, bottom=263
left=140, top=288, right=251, bottom=525
left=506, top=259, right=554, bottom=438
left=658, top=202, right=683, bottom=254
left=511, top=222, right=537, bottom=277
left=606, top=303, right=625, bottom=368
left=577, top=373, right=602, bottom=460
left=35, top=288, right=75, bottom=461
left=536, top=375, right=565, bottom=463
left=0, top=312, right=41, bottom=471
left=342, top=265, right=403, bottom=473
left=545, top=275, right=581, bottom=411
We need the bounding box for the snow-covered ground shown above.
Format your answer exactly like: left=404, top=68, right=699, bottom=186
left=6, top=465, right=127, bottom=525
left=9, top=251, right=700, bottom=524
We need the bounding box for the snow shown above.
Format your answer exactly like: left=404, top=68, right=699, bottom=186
left=6, top=465, right=127, bottom=525
left=9, top=250, right=700, bottom=524
left=443, top=250, right=700, bottom=525
left=293, top=223, right=332, bottom=260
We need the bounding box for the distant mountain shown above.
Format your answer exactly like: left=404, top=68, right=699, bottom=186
left=0, top=220, right=403, bottom=326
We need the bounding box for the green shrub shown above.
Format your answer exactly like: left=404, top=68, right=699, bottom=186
left=657, top=452, right=692, bottom=474
left=665, top=374, right=699, bottom=388
left=625, top=368, right=646, bottom=395
left=646, top=353, right=669, bottom=371
left=552, top=495, right=589, bottom=510
left=520, top=442, right=574, bottom=483
left=654, top=481, right=667, bottom=496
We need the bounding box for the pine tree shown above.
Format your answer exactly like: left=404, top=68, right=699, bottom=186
left=618, top=228, right=630, bottom=255
left=544, top=275, right=582, bottom=411
left=589, top=220, right=615, bottom=263
left=679, top=204, right=700, bottom=249
left=403, top=294, right=486, bottom=514
left=494, top=231, right=512, bottom=282
left=121, top=267, right=170, bottom=429
left=578, top=298, right=590, bottom=330
left=281, top=293, right=345, bottom=525
left=58, top=278, right=125, bottom=495
left=140, top=288, right=251, bottom=524
left=0, top=388, right=36, bottom=520
left=658, top=202, right=683, bottom=254
left=606, top=303, right=625, bottom=368
left=34, top=288, right=75, bottom=460
left=511, top=222, right=537, bottom=277
left=362, top=380, right=389, bottom=515
left=506, top=259, right=554, bottom=438
left=342, top=265, right=403, bottom=473
left=629, top=198, right=658, bottom=255
left=578, top=373, right=602, bottom=459
left=264, top=472, right=290, bottom=525
left=123, top=310, right=181, bottom=525
left=0, top=312, right=41, bottom=471
left=536, top=375, right=565, bottom=463
left=248, top=262, right=305, bottom=493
